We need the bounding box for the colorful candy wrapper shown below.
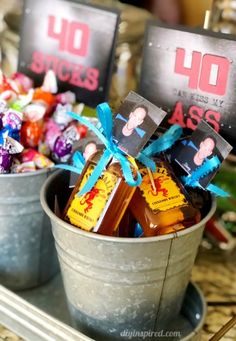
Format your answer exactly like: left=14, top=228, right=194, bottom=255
left=21, top=148, right=54, bottom=169
left=2, top=109, right=23, bottom=130
left=23, top=103, right=46, bottom=122
left=56, top=91, right=76, bottom=105
left=12, top=161, right=36, bottom=173
left=52, top=125, right=80, bottom=162
left=21, top=103, right=46, bottom=148
left=4, top=136, right=24, bottom=154
left=53, top=103, right=73, bottom=129
left=11, top=89, right=34, bottom=111
left=0, top=147, right=12, bottom=173
left=38, top=142, right=51, bottom=157
left=21, top=121, right=43, bottom=148
left=11, top=73, right=34, bottom=93
left=0, top=100, right=7, bottom=112
left=41, top=70, right=58, bottom=94
left=43, top=119, right=62, bottom=151
left=0, top=71, right=19, bottom=104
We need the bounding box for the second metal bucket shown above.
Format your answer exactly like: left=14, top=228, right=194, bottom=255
left=0, top=169, right=59, bottom=291
left=41, top=170, right=216, bottom=341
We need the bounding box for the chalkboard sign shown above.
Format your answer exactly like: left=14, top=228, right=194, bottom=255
left=18, top=0, right=119, bottom=107
left=140, top=21, right=236, bottom=149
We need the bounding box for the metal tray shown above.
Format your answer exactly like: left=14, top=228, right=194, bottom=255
left=0, top=274, right=206, bottom=341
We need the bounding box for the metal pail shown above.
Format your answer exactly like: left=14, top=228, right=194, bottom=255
left=41, top=170, right=216, bottom=341
left=0, top=169, right=59, bottom=291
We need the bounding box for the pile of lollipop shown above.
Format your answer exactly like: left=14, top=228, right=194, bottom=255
left=0, top=70, right=87, bottom=173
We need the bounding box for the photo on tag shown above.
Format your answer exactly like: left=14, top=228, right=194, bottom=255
left=174, top=120, right=232, bottom=187
left=112, top=91, right=167, bottom=157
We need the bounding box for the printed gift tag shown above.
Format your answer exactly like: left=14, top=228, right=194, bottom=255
left=112, top=91, right=167, bottom=157
left=175, top=120, right=232, bottom=187
left=18, top=0, right=120, bottom=107
left=139, top=21, right=236, bottom=152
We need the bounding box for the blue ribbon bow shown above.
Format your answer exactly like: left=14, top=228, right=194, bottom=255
left=137, top=124, right=183, bottom=171
left=64, top=103, right=143, bottom=196
left=56, top=105, right=183, bottom=195
left=181, top=155, right=229, bottom=197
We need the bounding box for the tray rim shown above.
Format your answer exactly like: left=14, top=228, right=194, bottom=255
left=0, top=280, right=206, bottom=341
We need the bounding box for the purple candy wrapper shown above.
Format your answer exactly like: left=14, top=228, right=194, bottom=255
left=52, top=125, right=80, bottom=162
left=0, top=147, right=12, bottom=173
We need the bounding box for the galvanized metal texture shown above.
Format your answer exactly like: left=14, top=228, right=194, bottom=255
left=0, top=169, right=59, bottom=290
left=41, top=170, right=216, bottom=341
left=0, top=284, right=93, bottom=341
left=0, top=279, right=205, bottom=341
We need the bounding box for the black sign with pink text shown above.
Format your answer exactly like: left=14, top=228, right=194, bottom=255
left=139, top=21, right=236, bottom=150
left=18, top=0, right=119, bottom=107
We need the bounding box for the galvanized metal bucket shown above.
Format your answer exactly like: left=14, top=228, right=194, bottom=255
left=0, top=169, right=59, bottom=291
left=41, top=170, right=216, bottom=341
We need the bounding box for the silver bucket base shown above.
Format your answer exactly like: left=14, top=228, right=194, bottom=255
left=14, top=276, right=206, bottom=341
left=0, top=169, right=59, bottom=291
left=41, top=170, right=215, bottom=340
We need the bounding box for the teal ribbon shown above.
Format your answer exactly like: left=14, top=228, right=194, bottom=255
left=55, top=150, right=85, bottom=174
left=181, top=155, right=229, bottom=197
left=65, top=103, right=142, bottom=196
left=137, top=124, right=183, bottom=171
